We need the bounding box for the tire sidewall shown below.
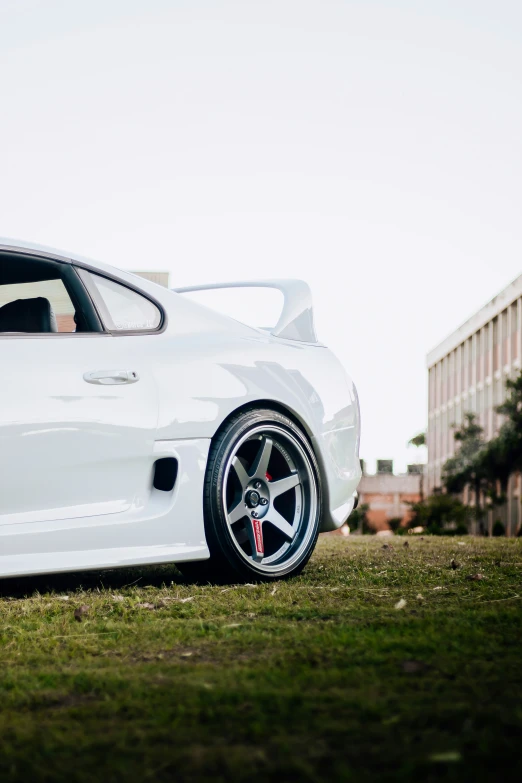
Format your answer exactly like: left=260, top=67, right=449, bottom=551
left=204, top=409, right=322, bottom=581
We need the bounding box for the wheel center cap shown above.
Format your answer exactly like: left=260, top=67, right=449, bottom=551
left=245, top=490, right=261, bottom=508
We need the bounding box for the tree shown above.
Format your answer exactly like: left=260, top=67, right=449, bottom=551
left=350, top=503, right=371, bottom=534
left=496, top=373, right=522, bottom=472
left=409, top=432, right=426, bottom=448
left=408, top=431, right=426, bottom=499
left=408, top=493, right=471, bottom=535
left=442, top=413, right=486, bottom=532
left=475, top=432, right=512, bottom=508
left=437, top=373, right=522, bottom=536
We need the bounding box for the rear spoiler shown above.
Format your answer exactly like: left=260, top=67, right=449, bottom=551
left=172, top=279, right=318, bottom=343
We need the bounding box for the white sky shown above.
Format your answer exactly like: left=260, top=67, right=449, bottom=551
left=1, top=0, right=521, bottom=473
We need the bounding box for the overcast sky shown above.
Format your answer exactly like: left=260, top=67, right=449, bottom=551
left=1, top=0, right=521, bottom=472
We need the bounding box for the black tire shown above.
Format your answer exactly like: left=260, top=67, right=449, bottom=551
left=177, top=408, right=322, bottom=584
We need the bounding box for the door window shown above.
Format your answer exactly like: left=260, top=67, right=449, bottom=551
left=0, top=255, right=99, bottom=334
left=0, top=278, right=76, bottom=332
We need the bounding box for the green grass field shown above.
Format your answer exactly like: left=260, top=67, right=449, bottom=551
left=1, top=536, right=521, bottom=783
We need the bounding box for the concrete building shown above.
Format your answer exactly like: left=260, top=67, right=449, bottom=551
left=130, top=271, right=170, bottom=288
left=358, top=461, right=422, bottom=531
left=427, top=273, right=522, bottom=536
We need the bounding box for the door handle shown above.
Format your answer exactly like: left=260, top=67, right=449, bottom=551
left=83, top=370, right=140, bottom=385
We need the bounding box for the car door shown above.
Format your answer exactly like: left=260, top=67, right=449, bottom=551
left=0, top=254, right=161, bottom=526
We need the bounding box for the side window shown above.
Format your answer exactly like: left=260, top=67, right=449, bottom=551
left=80, top=271, right=162, bottom=333
left=0, top=278, right=76, bottom=332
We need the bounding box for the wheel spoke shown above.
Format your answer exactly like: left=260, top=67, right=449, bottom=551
left=225, top=425, right=316, bottom=572
left=270, top=472, right=300, bottom=499
left=231, top=456, right=250, bottom=490
left=227, top=501, right=248, bottom=525
left=266, top=509, right=296, bottom=540
left=251, top=437, right=273, bottom=479
left=245, top=516, right=264, bottom=560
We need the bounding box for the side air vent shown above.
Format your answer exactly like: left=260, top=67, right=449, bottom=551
left=153, top=457, right=178, bottom=492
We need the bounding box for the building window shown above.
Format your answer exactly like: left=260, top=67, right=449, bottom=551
left=484, top=323, right=491, bottom=377
left=441, top=410, right=447, bottom=457
left=469, top=390, right=476, bottom=413
left=492, top=318, right=499, bottom=371
left=454, top=401, right=461, bottom=427
left=502, top=309, right=509, bottom=365
left=512, top=301, right=519, bottom=333
left=477, top=387, right=484, bottom=414
left=511, top=301, right=519, bottom=361
left=429, top=367, right=435, bottom=413
left=495, top=377, right=503, bottom=406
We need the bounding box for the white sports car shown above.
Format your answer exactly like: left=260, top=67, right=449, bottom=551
left=0, top=239, right=361, bottom=583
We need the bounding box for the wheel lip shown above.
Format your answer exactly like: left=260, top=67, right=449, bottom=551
left=222, top=423, right=319, bottom=574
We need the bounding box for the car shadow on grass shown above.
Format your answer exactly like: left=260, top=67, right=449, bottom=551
left=0, top=563, right=187, bottom=599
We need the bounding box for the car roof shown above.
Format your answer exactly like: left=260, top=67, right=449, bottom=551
left=0, top=237, right=157, bottom=290
left=0, top=237, right=111, bottom=271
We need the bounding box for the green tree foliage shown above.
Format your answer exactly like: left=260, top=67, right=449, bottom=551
left=388, top=517, right=403, bottom=533
left=496, top=373, right=522, bottom=472
left=442, top=413, right=487, bottom=530
left=350, top=503, right=371, bottom=534
left=492, top=519, right=506, bottom=537
left=408, top=493, right=471, bottom=535
left=442, top=413, right=484, bottom=493
left=408, top=431, right=426, bottom=500
left=439, top=372, right=522, bottom=533
left=409, top=432, right=426, bottom=448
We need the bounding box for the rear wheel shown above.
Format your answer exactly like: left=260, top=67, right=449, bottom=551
left=177, top=408, right=322, bottom=583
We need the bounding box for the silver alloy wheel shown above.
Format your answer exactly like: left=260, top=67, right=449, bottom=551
left=223, top=425, right=318, bottom=574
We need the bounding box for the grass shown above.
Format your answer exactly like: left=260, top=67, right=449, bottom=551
left=0, top=536, right=521, bottom=783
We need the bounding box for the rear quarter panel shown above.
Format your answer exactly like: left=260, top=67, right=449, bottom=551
left=101, top=276, right=361, bottom=531
left=142, top=298, right=361, bottom=530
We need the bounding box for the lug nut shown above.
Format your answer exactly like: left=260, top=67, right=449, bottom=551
left=252, top=511, right=258, bottom=518
left=260, top=498, right=268, bottom=506
left=255, top=481, right=262, bottom=489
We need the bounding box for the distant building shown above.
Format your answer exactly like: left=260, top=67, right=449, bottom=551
left=358, top=460, right=422, bottom=531
left=130, top=271, right=170, bottom=288
left=376, top=459, right=394, bottom=475
left=427, top=273, right=522, bottom=535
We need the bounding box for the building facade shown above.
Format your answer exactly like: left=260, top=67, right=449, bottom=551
left=427, top=273, right=522, bottom=536
left=357, top=461, right=422, bottom=531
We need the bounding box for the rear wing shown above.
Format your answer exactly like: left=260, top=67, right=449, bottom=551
left=172, top=279, right=318, bottom=343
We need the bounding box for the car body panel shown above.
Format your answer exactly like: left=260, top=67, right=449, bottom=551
left=0, top=238, right=361, bottom=578
left=0, top=334, right=159, bottom=524
left=0, top=438, right=210, bottom=578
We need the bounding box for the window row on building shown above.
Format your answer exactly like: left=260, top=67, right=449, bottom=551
left=427, top=277, right=522, bottom=502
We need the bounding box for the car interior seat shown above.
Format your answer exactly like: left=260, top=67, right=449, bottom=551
left=0, top=297, right=58, bottom=333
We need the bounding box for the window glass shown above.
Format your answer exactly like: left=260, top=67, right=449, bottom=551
left=455, top=401, right=462, bottom=427
left=511, top=302, right=518, bottom=333
left=84, top=272, right=161, bottom=332
left=0, top=278, right=76, bottom=332
left=477, top=387, right=484, bottom=414
left=495, top=377, right=503, bottom=406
